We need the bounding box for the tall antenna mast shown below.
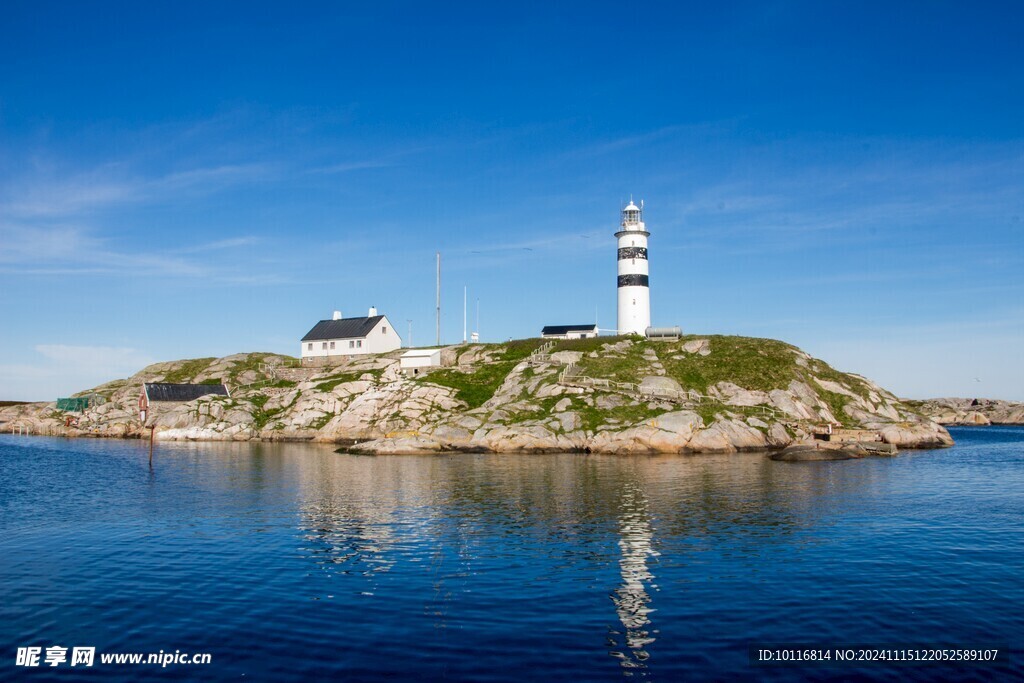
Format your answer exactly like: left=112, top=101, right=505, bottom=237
left=435, top=252, right=441, bottom=346
left=476, top=298, right=480, bottom=337
left=463, top=286, right=467, bottom=343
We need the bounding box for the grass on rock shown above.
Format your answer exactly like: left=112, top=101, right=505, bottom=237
left=162, top=358, right=216, bottom=383
left=655, top=335, right=802, bottom=393
left=414, top=338, right=548, bottom=409
left=315, top=369, right=382, bottom=392
left=422, top=361, right=518, bottom=409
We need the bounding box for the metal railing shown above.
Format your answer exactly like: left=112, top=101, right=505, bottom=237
left=3, top=424, right=64, bottom=436
left=526, top=341, right=557, bottom=365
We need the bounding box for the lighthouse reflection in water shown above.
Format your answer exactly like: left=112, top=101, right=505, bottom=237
left=5, top=433, right=1021, bottom=681
left=610, top=481, right=659, bottom=671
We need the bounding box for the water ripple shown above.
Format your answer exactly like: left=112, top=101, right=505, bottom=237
left=0, top=429, right=1021, bottom=681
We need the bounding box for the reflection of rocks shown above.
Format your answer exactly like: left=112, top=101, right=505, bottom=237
left=298, top=501, right=396, bottom=580
left=772, top=445, right=863, bottom=461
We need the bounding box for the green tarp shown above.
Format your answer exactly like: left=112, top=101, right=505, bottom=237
left=56, top=397, right=91, bottom=412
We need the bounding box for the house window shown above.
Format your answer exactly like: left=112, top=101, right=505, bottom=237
left=330, top=341, right=335, bottom=349
left=307, top=343, right=313, bottom=350
left=322, top=342, right=327, bottom=350
left=357, top=340, right=362, bottom=348
left=382, top=326, right=387, bottom=334
left=349, top=341, right=355, bottom=348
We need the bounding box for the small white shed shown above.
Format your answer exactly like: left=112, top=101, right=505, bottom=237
left=400, top=349, right=442, bottom=375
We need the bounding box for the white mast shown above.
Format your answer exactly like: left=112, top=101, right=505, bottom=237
left=463, top=286, right=467, bottom=343
left=435, top=252, right=441, bottom=346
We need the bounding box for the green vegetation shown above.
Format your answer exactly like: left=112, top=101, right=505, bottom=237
left=162, top=358, right=216, bottom=383
left=225, top=353, right=273, bottom=384
left=0, top=400, right=30, bottom=407
left=499, top=338, right=548, bottom=361
left=412, top=338, right=547, bottom=409
left=315, top=369, right=382, bottom=392
left=691, top=402, right=722, bottom=427
left=569, top=339, right=654, bottom=384
left=74, top=379, right=127, bottom=399
left=422, top=361, right=519, bottom=409
left=501, top=395, right=562, bottom=424
left=248, top=391, right=300, bottom=430
left=573, top=398, right=668, bottom=432
left=310, top=412, right=335, bottom=430
left=551, top=335, right=631, bottom=354
left=656, top=335, right=802, bottom=393
left=209, top=352, right=302, bottom=386
left=498, top=393, right=669, bottom=432
left=898, top=399, right=927, bottom=419
left=816, top=389, right=856, bottom=428
left=807, top=358, right=872, bottom=399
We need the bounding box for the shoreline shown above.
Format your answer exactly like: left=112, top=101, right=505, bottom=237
left=0, top=428, right=954, bottom=456
left=0, top=340, right=959, bottom=456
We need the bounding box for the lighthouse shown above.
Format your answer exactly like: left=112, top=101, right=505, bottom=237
left=616, top=199, right=651, bottom=336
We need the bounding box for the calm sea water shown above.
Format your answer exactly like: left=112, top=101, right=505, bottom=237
left=0, top=427, right=1021, bottom=681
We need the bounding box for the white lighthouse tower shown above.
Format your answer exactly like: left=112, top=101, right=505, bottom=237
left=616, top=199, right=651, bottom=336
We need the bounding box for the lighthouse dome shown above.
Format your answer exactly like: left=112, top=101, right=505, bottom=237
left=622, top=200, right=643, bottom=225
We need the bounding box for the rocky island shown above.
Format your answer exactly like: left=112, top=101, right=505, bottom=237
left=0, top=335, right=953, bottom=454
left=905, top=397, right=1024, bottom=426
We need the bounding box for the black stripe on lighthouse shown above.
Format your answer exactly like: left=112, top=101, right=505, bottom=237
left=617, top=246, right=648, bottom=260
left=617, top=274, right=649, bottom=287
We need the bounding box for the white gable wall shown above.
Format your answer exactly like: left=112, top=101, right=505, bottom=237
left=300, top=316, right=402, bottom=358
left=541, top=328, right=598, bottom=340
left=400, top=349, right=442, bottom=369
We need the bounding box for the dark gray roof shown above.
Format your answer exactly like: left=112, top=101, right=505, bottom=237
left=541, top=324, right=597, bottom=335
left=144, top=383, right=229, bottom=402
left=301, top=315, right=384, bottom=341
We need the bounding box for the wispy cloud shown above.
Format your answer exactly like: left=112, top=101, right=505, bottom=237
left=558, top=121, right=739, bottom=161
left=305, top=160, right=392, bottom=175
left=34, top=344, right=155, bottom=373
left=0, top=345, right=156, bottom=400
left=172, top=236, right=261, bottom=254
left=1, top=163, right=275, bottom=218
left=661, top=147, right=1024, bottom=257
left=0, top=221, right=270, bottom=279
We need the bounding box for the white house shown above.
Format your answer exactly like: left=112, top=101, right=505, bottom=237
left=300, top=308, right=402, bottom=363
left=541, top=324, right=598, bottom=340
left=400, top=349, right=442, bottom=375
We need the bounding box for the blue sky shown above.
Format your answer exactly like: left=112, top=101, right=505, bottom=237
left=1, top=1, right=1022, bottom=401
